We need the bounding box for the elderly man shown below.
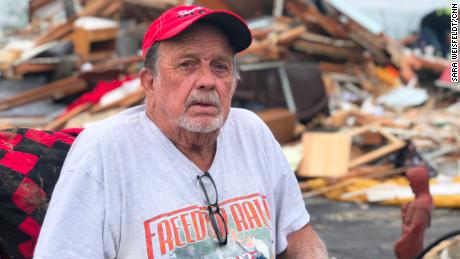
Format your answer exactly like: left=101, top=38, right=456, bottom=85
left=34, top=5, right=327, bottom=259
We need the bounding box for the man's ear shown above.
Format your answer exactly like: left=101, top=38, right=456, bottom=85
left=140, top=68, right=155, bottom=95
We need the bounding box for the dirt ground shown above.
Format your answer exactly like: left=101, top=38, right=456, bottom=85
left=306, top=197, right=460, bottom=259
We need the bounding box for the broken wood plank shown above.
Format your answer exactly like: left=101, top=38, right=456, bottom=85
left=348, top=124, right=406, bottom=168
left=299, top=124, right=405, bottom=178
left=293, top=40, right=363, bottom=61
left=286, top=0, right=348, bottom=39
left=298, top=131, right=351, bottom=178
left=277, top=25, right=306, bottom=45
left=88, top=55, right=143, bottom=73
left=318, top=62, right=349, bottom=74
left=0, top=77, right=87, bottom=111
left=35, top=20, right=75, bottom=45
left=79, top=0, right=114, bottom=16
left=349, top=110, right=410, bottom=128
left=347, top=164, right=395, bottom=178
left=29, top=0, right=55, bottom=17
left=100, top=0, right=123, bottom=17
left=301, top=166, right=409, bottom=198
left=250, top=29, right=271, bottom=40
left=43, top=103, right=92, bottom=131
left=13, top=62, right=56, bottom=77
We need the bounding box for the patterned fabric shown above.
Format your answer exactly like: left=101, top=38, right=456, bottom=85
left=0, top=128, right=82, bottom=258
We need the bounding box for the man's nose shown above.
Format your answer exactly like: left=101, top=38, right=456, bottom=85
left=196, top=65, right=217, bottom=90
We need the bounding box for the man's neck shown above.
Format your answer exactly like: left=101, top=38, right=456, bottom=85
left=146, top=111, right=219, bottom=172
left=173, top=131, right=218, bottom=172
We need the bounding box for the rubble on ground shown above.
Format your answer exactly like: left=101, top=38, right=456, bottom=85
left=0, top=0, right=458, bottom=207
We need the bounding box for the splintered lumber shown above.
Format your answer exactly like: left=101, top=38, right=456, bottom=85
left=29, top=0, right=55, bottom=16
left=348, top=124, right=406, bottom=168
left=100, top=0, right=123, bottom=17
left=239, top=40, right=271, bottom=57
left=347, top=20, right=386, bottom=49
left=299, top=164, right=395, bottom=192
left=285, top=0, right=348, bottom=39
left=35, top=20, right=75, bottom=45
left=277, top=25, right=306, bottom=45
left=298, top=124, right=406, bottom=178
left=43, top=103, right=92, bottom=131
left=79, top=0, right=114, bottom=16
left=301, top=166, right=409, bottom=198
left=0, top=77, right=87, bottom=111
left=251, top=29, right=271, bottom=40
left=13, top=62, right=56, bottom=76
left=293, top=32, right=363, bottom=60
left=293, top=39, right=363, bottom=60
left=346, top=21, right=389, bottom=63
left=34, top=0, right=119, bottom=29
left=349, top=110, right=410, bottom=128
left=73, top=25, right=118, bottom=62
left=347, top=164, right=395, bottom=178
left=299, top=32, right=358, bottom=48
left=88, top=55, right=143, bottom=73
left=299, top=131, right=351, bottom=178
left=319, top=62, right=350, bottom=74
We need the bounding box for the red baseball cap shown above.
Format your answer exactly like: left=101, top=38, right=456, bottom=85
left=141, top=5, right=252, bottom=58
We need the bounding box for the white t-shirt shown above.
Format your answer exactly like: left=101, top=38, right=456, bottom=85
left=34, top=106, right=310, bottom=259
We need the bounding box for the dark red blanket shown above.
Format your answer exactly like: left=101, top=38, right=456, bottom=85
left=0, top=128, right=82, bottom=259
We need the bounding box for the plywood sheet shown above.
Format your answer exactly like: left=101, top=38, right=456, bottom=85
left=298, top=132, right=351, bottom=178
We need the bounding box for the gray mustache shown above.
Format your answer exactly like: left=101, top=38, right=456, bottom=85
left=185, top=91, right=221, bottom=110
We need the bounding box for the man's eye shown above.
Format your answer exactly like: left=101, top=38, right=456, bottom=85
left=179, top=61, right=195, bottom=68
left=214, top=63, right=230, bottom=72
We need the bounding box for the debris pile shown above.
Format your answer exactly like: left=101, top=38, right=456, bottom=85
left=0, top=0, right=458, bottom=206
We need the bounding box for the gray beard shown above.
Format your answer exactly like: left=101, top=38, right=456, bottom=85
left=176, top=113, right=224, bottom=133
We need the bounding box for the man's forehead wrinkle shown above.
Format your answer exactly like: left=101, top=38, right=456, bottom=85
left=163, top=42, right=232, bottom=62
left=173, top=54, right=233, bottom=66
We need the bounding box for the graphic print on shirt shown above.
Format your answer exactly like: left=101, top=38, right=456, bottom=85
left=144, top=193, right=273, bottom=259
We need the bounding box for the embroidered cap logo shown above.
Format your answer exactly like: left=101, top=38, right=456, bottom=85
left=177, top=7, right=208, bottom=18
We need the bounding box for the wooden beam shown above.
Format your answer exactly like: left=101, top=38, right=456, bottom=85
left=100, top=0, right=123, bottom=17
left=79, top=0, right=113, bottom=16
left=348, top=124, right=406, bottom=168
left=43, top=103, right=92, bottom=131
left=301, top=166, right=409, bottom=198
left=286, top=0, right=348, bottom=39
left=277, top=25, right=306, bottom=45
left=0, top=77, right=87, bottom=111
left=29, top=0, right=55, bottom=18
left=35, top=20, right=75, bottom=45
left=293, top=40, right=363, bottom=61
left=89, top=55, right=143, bottom=72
